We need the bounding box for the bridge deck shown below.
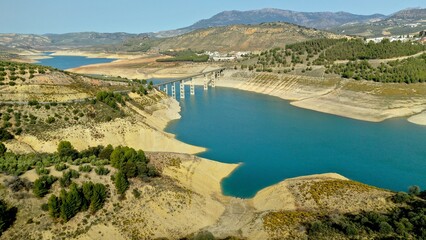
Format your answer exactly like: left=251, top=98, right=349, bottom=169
left=153, top=68, right=225, bottom=87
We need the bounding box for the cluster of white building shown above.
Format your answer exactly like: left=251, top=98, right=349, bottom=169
left=204, top=51, right=251, bottom=61
left=365, top=35, right=423, bottom=44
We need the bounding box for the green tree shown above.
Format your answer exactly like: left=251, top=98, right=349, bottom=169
left=0, top=199, right=17, bottom=235
left=90, top=184, right=107, bottom=213
left=110, top=146, right=147, bottom=177
left=408, top=185, right=420, bottom=195
left=114, top=171, right=129, bottom=195
left=57, top=141, right=79, bottom=160
left=48, top=195, right=60, bottom=218
left=98, top=144, right=113, bottom=160
left=0, top=128, right=14, bottom=141
left=0, top=143, right=6, bottom=156
left=59, top=189, right=72, bottom=222
left=33, top=175, right=57, bottom=198
left=82, top=182, right=94, bottom=202
left=379, top=221, right=393, bottom=235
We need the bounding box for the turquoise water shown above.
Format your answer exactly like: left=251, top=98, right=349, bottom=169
left=163, top=84, right=426, bottom=198
left=37, top=54, right=115, bottom=70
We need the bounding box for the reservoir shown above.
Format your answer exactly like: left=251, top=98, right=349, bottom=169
left=37, top=54, right=115, bottom=70
left=38, top=56, right=426, bottom=198
left=164, top=85, right=426, bottom=198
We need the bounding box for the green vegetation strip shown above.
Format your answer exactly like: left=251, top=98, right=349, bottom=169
left=156, top=50, right=209, bottom=62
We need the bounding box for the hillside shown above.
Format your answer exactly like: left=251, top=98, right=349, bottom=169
left=44, top=32, right=150, bottom=47
left=0, top=34, right=51, bottom=49
left=117, top=22, right=344, bottom=52
left=0, top=32, right=150, bottom=50
left=330, top=8, right=426, bottom=37
left=156, top=8, right=385, bottom=38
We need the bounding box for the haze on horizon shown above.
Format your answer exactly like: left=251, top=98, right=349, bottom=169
left=0, top=0, right=425, bottom=34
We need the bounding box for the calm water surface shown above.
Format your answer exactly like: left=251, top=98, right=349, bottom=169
left=38, top=54, right=115, bottom=70
left=162, top=83, right=426, bottom=198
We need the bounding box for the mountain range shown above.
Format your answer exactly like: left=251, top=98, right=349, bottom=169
left=0, top=8, right=424, bottom=50
left=155, top=8, right=386, bottom=38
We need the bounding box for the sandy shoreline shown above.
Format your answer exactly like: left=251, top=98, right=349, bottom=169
left=50, top=50, right=143, bottom=60
left=188, top=70, right=426, bottom=125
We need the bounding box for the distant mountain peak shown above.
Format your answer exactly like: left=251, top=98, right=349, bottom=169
left=185, top=8, right=386, bottom=31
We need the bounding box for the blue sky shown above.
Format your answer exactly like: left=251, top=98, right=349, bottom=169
left=1, top=0, right=425, bottom=34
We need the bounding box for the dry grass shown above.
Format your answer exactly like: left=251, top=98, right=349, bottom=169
left=300, top=180, right=376, bottom=205
left=262, top=210, right=316, bottom=239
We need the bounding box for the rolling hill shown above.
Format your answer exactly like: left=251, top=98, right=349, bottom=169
left=0, top=32, right=150, bottom=50
left=330, top=8, right=426, bottom=37
left=111, top=22, right=344, bottom=52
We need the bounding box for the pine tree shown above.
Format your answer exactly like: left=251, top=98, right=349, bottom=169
left=90, top=184, right=107, bottom=213
left=0, top=199, right=16, bottom=234
left=59, top=189, right=72, bottom=222
left=48, top=194, right=60, bottom=218
left=114, top=171, right=129, bottom=195
left=67, top=183, right=83, bottom=216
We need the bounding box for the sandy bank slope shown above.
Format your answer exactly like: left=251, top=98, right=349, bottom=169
left=15, top=117, right=204, bottom=154
left=68, top=55, right=224, bottom=79
left=50, top=50, right=141, bottom=60
left=213, top=71, right=426, bottom=123
left=408, top=111, right=426, bottom=125
left=6, top=97, right=205, bottom=155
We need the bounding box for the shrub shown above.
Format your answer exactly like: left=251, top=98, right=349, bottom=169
left=96, top=91, right=124, bottom=109
left=0, top=143, right=6, bottom=156
left=28, top=100, right=39, bottom=106
left=33, top=175, right=57, bottom=198
left=0, top=199, right=17, bottom=235
left=0, top=128, right=13, bottom=141
left=392, top=192, right=410, bottom=203
left=57, top=141, right=79, bottom=160
left=36, top=166, right=50, bottom=175
left=110, top=146, right=147, bottom=178
left=4, top=177, right=32, bottom=192
left=408, top=185, right=420, bottom=196
left=78, top=165, right=92, bottom=173
left=379, top=221, right=393, bottom=234
left=95, top=166, right=110, bottom=176
left=80, top=145, right=104, bottom=158
left=132, top=189, right=141, bottom=199
left=54, top=163, right=68, bottom=171
left=46, top=116, right=55, bottom=124
left=59, top=169, right=80, bottom=188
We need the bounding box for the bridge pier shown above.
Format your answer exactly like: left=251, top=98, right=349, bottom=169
left=204, top=75, right=208, bottom=91
left=171, top=82, right=176, bottom=98
left=180, top=80, right=185, bottom=98
left=211, top=73, right=216, bottom=88
left=164, top=86, right=168, bottom=94
left=190, top=78, right=195, bottom=95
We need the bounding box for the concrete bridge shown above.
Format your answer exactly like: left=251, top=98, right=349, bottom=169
left=153, top=68, right=225, bottom=99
